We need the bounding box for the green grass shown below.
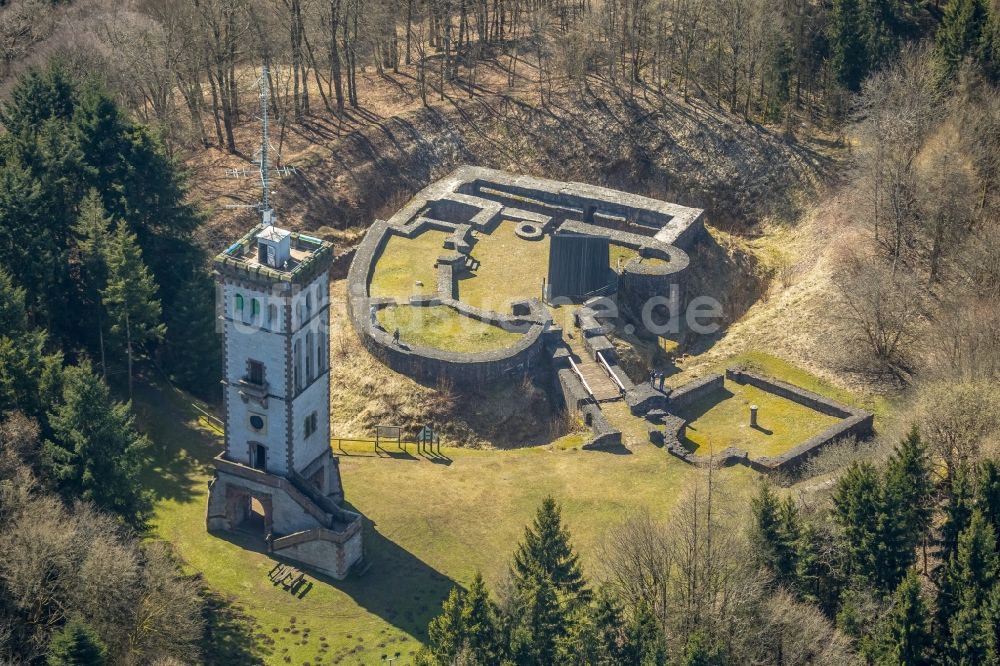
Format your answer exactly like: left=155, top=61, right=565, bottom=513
left=609, top=244, right=667, bottom=272
left=376, top=304, right=523, bottom=353
left=459, top=221, right=550, bottom=312
left=369, top=229, right=451, bottom=300
left=134, top=349, right=859, bottom=665
left=610, top=244, right=640, bottom=272
left=134, top=379, right=759, bottom=665
left=690, top=350, right=890, bottom=420
left=673, top=378, right=841, bottom=458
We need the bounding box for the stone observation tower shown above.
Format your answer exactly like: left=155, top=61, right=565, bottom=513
left=205, top=66, right=362, bottom=579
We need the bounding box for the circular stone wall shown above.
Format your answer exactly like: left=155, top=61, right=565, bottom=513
left=515, top=221, right=544, bottom=241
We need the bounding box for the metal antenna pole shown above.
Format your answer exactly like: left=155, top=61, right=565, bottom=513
left=223, top=63, right=295, bottom=222
left=259, top=64, right=271, bottom=224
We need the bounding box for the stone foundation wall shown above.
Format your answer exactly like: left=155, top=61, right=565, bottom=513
left=554, top=362, right=623, bottom=450
left=725, top=369, right=858, bottom=418
left=360, top=320, right=548, bottom=386
left=648, top=370, right=874, bottom=473
left=668, top=374, right=725, bottom=409
left=271, top=525, right=364, bottom=580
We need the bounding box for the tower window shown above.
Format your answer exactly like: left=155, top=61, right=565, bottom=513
left=235, top=294, right=244, bottom=312
left=247, top=360, right=265, bottom=386
left=306, top=331, right=314, bottom=382
left=293, top=340, right=302, bottom=391
left=268, top=304, right=278, bottom=325
left=251, top=298, right=260, bottom=317
left=304, top=412, right=318, bottom=438
left=305, top=293, right=312, bottom=315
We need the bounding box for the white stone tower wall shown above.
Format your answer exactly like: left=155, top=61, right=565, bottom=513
left=221, top=270, right=332, bottom=478
left=222, top=280, right=293, bottom=475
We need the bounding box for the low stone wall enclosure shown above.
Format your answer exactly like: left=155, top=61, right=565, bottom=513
left=347, top=167, right=874, bottom=461
left=347, top=165, right=704, bottom=391
left=649, top=370, right=874, bottom=473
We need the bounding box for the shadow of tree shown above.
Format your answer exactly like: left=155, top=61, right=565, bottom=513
left=200, top=589, right=272, bottom=665
left=133, top=378, right=222, bottom=506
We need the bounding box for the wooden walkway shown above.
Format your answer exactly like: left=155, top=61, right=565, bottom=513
left=575, top=358, right=623, bottom=402
left=564, top=333, right=623, bottom=402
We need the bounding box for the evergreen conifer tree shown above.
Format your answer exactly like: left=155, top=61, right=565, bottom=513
left=939, top=511, right=998, bottom=664
left=0, top=269, right=62, bottom=421
left=101, top=221, right=165, bottom=399
left=512, top=497, right=589, bottom=604
left=460, top=573, right=498, bottom=662
left=46, top=618, right=107, bottom=666
left=868, top=570, right=932, bottom=666
left=426, top=585, right=466, bottom=664
left=830, top=0, right=869, bottom=90
left=591, top=586, right=627, bottom=664
left=624, top=600, right=668, bottom=666
left=941, top=463, right=975, bottom=562
left=979, top=459, right=1000, bottom=545
left=44, top=362, right=151, bottom=525
left=162, top=273, right=221, bottom=399
left=72, top=190, right=113, bottom=379
left=509, top=574, right=563, bottom=665
left=677, top=629, right=725, bottom=666
left=935, top=0, right=992, bottom=79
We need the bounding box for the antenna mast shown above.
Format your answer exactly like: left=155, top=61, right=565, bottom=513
left=259, top=64, right=272, bottom=222
left=225, top=63, right=294, bottom=227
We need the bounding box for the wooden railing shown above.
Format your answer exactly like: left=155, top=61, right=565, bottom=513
left=596, top=351, right=627, bottom=394
left=567, top=355, right=595, bottom=398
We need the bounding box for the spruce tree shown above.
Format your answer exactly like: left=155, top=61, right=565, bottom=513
left=460, top=573, right=498, bottom=662
left=833, top=462, right=886, bottom=584
left=162, top=273, right=221, bottom=399
left=830, top=0, right=869, bottom=91
left=941, top=463, right=974, bottom=563
left=677, top=629, right=725, bottom=666
left=44, top=361, right=151, bottom=525
left=935, top=0, right=992, bottom=79
left=101, top=221, right=165, bottom=400
left=624, top=600, right=668, bottom=666
left=884, top=427, right=933, bottom=539
left=863, top=0, right=900, bottom=69
left=591, top=586, right=627, bottom=664
left=72, top=190, right=113, bottom=379
left=426, top=585, right=466, bottom=664
left=869, top=570, right=932, bottom=666
left=46, top=618, right=107, bottom=666
left=509, top=574, right=562, bottom=666
left=0, top=268, right=63, bottom=421
left=751, top=481, right=782, bottom=567
left=512, top=497, right=589, bottom=604
left=939, top=511, right=998, bottom=664
left=979, top=459, right=1000, bottom=544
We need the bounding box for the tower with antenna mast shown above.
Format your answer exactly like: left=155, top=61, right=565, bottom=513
left=207, top=65, right=364, bottom=580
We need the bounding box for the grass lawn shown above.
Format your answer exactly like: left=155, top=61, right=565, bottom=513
left=376, top=304, right=523, bottom=352
left=134, top=376, right=758, bottom=666
left=134, top=347, right=860, bottom=665
left=369, top=229, right=451, bottom=301
left=459, top=221, right=550, bottom=312
left=673, top=378, right=842, bottom=457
